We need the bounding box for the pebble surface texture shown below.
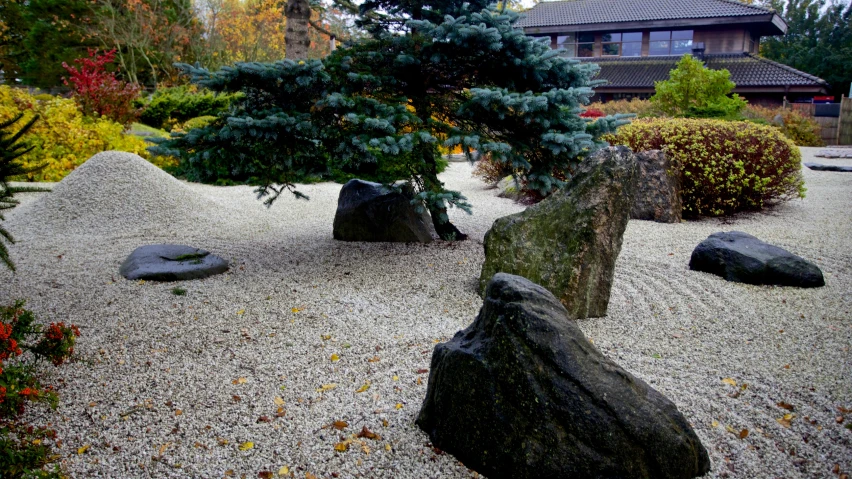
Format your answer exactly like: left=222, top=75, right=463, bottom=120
left=1, top=148, right=850, bottom=479
left=119, top=244, right=229, bottom=281
left=689, top=231, right=824, bottom=288
left=418, top=272, right=711, bottom=479
left=480, top=146, right=638, bottom=319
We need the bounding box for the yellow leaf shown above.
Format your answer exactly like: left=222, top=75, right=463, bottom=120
left=722, top=378, right=737, bottom=387
left=77, top=444, right=90, bottom=455
left=316, top=383, right=337, bottom=392
left=711, top=420, right=719, bottom=428
left=385, top=443, right=391, bottom=451
left=233, top=377, right=247, bottom=384
left=330, top=353, right=340, bottom=362
left=32, top=439, right=41, bottom=445
left=355, top=382, right=370, bottom=393
left=291, top=307, right=302, bottom=313
left=274, top=397, right=285, bottom=406
left=321, top=334, right=331, bottom=341
left=239, top=441, right=254, bottom=451
left=175, top=409, right=183, bottom=416
left=395, top=403, right=403, bottom=409
left=334, top=442, right=349, bottom=452
left=392, top=375, right=399, bottom=381
left=382, top=419, right=389, bottom=427
left=278, top=466, right=289, bottom=475
left=237, top=309, right=245, bottom=315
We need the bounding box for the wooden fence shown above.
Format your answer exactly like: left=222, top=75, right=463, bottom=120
left=789, top=96, right=852, bottom=145
left=839, top=96, right=852, bottom=145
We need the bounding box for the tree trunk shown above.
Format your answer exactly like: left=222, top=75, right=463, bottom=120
left=285, top=0, right=311, bottom=60
left=429, top=205, right=468, bottom=241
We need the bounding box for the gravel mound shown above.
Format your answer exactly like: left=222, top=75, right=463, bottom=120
left=9, top=151, right=230, bottom=236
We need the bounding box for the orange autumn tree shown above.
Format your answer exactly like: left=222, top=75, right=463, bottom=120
left=197, top=0, right=287, bottom=69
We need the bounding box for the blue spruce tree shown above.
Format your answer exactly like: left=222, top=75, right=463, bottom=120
left=150, top=0, right=627, bottom=240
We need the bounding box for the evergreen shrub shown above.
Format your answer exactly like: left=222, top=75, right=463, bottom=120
left=608, top=118, right=805, bottom=217
left=0, top=86, right=171, bottom=181
left=137, top=85, right=240, bottom=131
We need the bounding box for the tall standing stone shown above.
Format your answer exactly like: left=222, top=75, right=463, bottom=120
left=479, top=146, right=638, bottom=319
left=417, top=273, right=711, bottom=479
left=631, top=149, right=682, bottom=223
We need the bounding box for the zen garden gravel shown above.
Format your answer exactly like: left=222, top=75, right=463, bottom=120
left=1, top=147, right=850, bottom=479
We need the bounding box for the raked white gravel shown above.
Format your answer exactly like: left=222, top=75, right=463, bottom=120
left=1, top=148, right=850, bottom=479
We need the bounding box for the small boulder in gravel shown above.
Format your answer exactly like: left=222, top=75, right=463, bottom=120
left=803, top=162, right=852, bottom=172
left=689, top=231, right=824, bottom=287
left=120, top=244, right=229, bottom=281
left=333, top=179, right=434, bottom=243
left=496, top=175, right=523, bottom=200
left=632, top=149, right=682, bottom=223
left=417, top=273, right=711, bottom=479
left=479, top=146, right=637, bottom=318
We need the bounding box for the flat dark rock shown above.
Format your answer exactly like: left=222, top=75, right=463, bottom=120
left=417, top=273, right=711, bottom=479
left=120, top=244, right=229, bottom=281
left=804, top=162, right=852, bottom=172
left=689, top=231, right=824, bottom=287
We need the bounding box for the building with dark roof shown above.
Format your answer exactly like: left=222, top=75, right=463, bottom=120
left=518, top=0, right=828, bottom=104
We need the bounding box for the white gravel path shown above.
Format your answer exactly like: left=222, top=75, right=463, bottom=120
left=1, top=148, right=850, bottom=479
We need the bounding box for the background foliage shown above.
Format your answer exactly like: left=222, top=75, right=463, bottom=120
left=608, top=118, right=805, bottom=218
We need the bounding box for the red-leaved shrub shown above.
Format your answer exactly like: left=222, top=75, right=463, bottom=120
left=580, top=108, right=604, bottom=118
left=62, top=49, right=141, bottom=126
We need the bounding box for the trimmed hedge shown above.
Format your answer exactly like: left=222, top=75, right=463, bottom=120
left=608, top=118, right=805, bottom=218
left=0, top=86, right=177, bottom=182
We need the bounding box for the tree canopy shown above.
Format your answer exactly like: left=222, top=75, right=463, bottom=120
left=151, top=2, right=626, bottom=239
left=651, top=54, right=747, bottom=118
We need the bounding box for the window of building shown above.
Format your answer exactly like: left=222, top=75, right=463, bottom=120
left=556, top=33, right=575, bottom=57
left=601, top=32, right=642, bottom=57
left=649, top=30, right=693, bottom=55
left=577, top=33, right=595, bottom=57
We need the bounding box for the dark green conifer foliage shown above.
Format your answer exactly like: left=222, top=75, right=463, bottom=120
left=1, top=114, right=44, bottom=272
left=151, top=3, right=628, bottom=239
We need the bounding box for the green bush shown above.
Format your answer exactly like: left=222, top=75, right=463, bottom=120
left=651, top=55, right=747, bottom=119
left=608, top=118, right=805, bottom=218
left=137, top=85, right=240, bottom=131
left=0, top=86, right=174, bottom=181
left=742, top=105, right=824, bottom=147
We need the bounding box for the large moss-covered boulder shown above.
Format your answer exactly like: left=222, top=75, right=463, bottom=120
left=417, top=273, right=711, bottom=479
left=479, top=146, right=638, bottom=318
left=333, top=179, right=434, bottom=243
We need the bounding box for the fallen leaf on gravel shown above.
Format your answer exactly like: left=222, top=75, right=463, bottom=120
left=368, top=356, right=380, bottom=362
left=330, top=354, right=340, bottom=362
left=711, top=420, right=719, bottom=428
left=321, top=335, right=331, bottom=341
left=784, top=364, right=791, bottom=369
left=278, top=466, right=289, bottom=475
left=233, top=395, right=242, bottom=402
left=225, top=469, right=234, bottom=476
left=392, top=375, right=399, bottom=381
left=239, top=441, right=254, bottom=451
left=88, top=402, right=96, bottom=407
left=333, top=421, right=348, bottom=430
left=316, top=383, right=337, bottom=392
left=382, top=419, right=389, bottom=427
left=334, top=442, right=349, bottom=452
left=306, top=473, right=317, bottom=479
left=274, top=397, right=285, bottom=406
left=217, top=438, right=229, bottom=446
left=739, top=429, right=749, bottom=439
left=259, top=472, right=273, bottom=479
left=355, top=382, right=371, bottom=393
left=721, top=378, right=737, bottom=387
left=777, top=414, right=795, bottom=428
left=777, top=402, right=794, bottom=411
left=193, top=442, right=207, bottom=449
left=416, top=369, right=429, bottom=374
left=395, top=403, right=403, bottom=409
left=233, top=377, right=247, bottom=385
left=175, top=410, right=183, bottom=416
left=291, top=307, right=302, bottom=313
left=385, top=444, right=391, bottom=451
left=838, top=406, right=851, bottom=414
left=357, top=426, right=380, bottom=440
left=237, top=309, right=245, bottom=315
left=77, top=444, right=90, bottom=454
left=276, top=407, right=286, bottom=417
left=725, top=425, right=736, bottom=434
left=836, top=416, right=845, bottom=424
left=257, top=416, right=271, bottom=423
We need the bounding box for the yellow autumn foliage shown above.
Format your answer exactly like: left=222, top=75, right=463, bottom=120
left=0, top=86, right=176, bottom=182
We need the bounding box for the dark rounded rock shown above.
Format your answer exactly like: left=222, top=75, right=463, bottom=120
left=417, top=273, right=711, bottom=479
left=803, top=162, right=852, bottom=172
left=119, top=244, right=229, bottom=281
left=332, top=179, right=434, bottom=243
left=689, top=231, right=824, bottom=287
